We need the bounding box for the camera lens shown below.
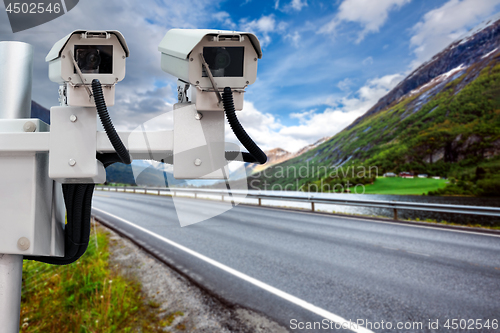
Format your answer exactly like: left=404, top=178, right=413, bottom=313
left=214, top=49, right=231, bottom=69
left=84, top=50, right=101, bottom=70
left=203, top=47, right=244, bottom=77
left=86, top=51, right=101, bottom=69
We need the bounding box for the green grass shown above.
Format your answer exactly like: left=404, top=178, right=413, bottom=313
left=20, top=223, right=177, bottom=333
left=362, top=177, right=448, bottom=195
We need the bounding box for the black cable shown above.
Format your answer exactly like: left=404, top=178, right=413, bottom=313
left=26, top=82, right=129, bottom=265
left=222, top=87, right=267, bottom=164
left=92, top=79, right=131, bottom=165
left=24, top=184, right=95, bottom=265
left=27, top=87, right=263, bottom=265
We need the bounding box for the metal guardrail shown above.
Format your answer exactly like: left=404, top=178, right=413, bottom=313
left=95, top=185, right=500, bottom=220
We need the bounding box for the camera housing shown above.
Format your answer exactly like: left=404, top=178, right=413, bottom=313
left=46, top=30, right=129, bottom=107
left=158, top=29, right=262, bottom=111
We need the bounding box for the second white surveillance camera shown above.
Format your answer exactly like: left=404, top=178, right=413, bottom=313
left=46, top=30, right=129, bottom=107
left=158, top=29, right=262, bottom=111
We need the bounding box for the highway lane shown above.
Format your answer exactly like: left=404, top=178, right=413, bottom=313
left=92, top=191, right=500, bottom=332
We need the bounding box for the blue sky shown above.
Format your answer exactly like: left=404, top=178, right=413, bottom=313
left=1, top=0, right=500, bottom=151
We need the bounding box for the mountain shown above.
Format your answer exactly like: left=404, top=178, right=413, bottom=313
left=105, top=161, right=186, bottom=187
left=248, top=16, right=500, bottom=196
left=245, top=137, right=332, bottom=175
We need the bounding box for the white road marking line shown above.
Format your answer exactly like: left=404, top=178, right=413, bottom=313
left=382, top=246, right=398, bottom=251
left=92, top=207, right=373, bottom=333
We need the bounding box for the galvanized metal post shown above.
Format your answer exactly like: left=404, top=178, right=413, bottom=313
left=0, top=254, right=23, bottom=333
left=0, top=41, right=34, bottom=333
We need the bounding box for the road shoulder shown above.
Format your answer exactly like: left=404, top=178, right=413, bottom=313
left=99, top=219, right=289, bottom=333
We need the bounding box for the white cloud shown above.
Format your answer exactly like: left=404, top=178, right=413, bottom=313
left=241, top=15, right=276, bottom=32
left=229, top=73, right=404, bottom=152
left=362, top=56, right=374, bottom=65
left=0, top=0, right=224, bottom=129
left=290, top=0, right=308, bottom=11
left=285, top=31, right=301, bottom=47
left=239, top=15, right=279, bottom=47
left=320, top=0, right=411, bottom=43
left=290, top=109, right=317, bottom=124
left=275, top=0, right=307, bottom=12
left=213, top=11, right=237, bottom=29
left=337, top=78, right=354, bottom=92
left=410, top=0, right=500, bottom=67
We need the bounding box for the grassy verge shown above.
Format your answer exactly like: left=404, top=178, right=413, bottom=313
left=20, top=223, right=175, bottom=332
left=362, top=177, right=448, bottom=195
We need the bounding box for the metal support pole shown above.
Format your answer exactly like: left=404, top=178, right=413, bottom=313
left=0, top=42, right=33, bottom=119
left=222, top=195, right=224, bottom=202
left=258, top=198, right=262, bottom=206
left=0, top=255, right=23, bottom=333
left=311, top=202, right=315, bottom=212
left=0, top=41, right=34, bottom=333
left=158, top=189, right=160, bottom=195
left=393, top=208, right=398, bottom=220
left=194, top=192, right=197, bottom=199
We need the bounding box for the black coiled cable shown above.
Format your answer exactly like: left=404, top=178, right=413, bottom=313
left=24, top=184, right=95, bottom=265
left=222, top=87, right=267, bottom=164
left=92, top=79, right=131, bottom=165
left=26, top=80, right=129, bottom=265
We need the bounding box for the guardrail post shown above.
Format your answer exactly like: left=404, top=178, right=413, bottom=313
left=393, top=208, right=398, bottom=220
left=222, top=195, right=224, bottom=202
left=311, top=202, right=315, bottom=212
left=133, top=187, right=136, bottom=193
left=195, top=192, right=197, bottom=199
left=124, top=186, right=126, bottom=193
left=258, top=198, right=262, bottom=206
left=115, top=187, right=118, bottom=192
left=158, top=189, right=160, bottom=196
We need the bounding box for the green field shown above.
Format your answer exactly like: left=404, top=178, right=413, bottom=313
left=361, top=177, right=448, bottom=195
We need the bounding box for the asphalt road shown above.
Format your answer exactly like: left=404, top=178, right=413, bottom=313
left=92, top=191, right=500, bottom=333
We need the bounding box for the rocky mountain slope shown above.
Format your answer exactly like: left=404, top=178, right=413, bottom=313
left=245, top=137, right=331, bottom=175
left=248, top=15, right=500, bottom=195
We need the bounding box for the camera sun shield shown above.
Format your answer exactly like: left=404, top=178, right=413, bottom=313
left=46, top=30, right=129, bottom=107
left=159, top=29, right=262, bottom=93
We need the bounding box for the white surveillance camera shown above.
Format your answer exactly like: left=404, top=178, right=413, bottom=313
left=46, top=30, right=129, bottom=107
left=158, top=29, right=262, bottom=111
